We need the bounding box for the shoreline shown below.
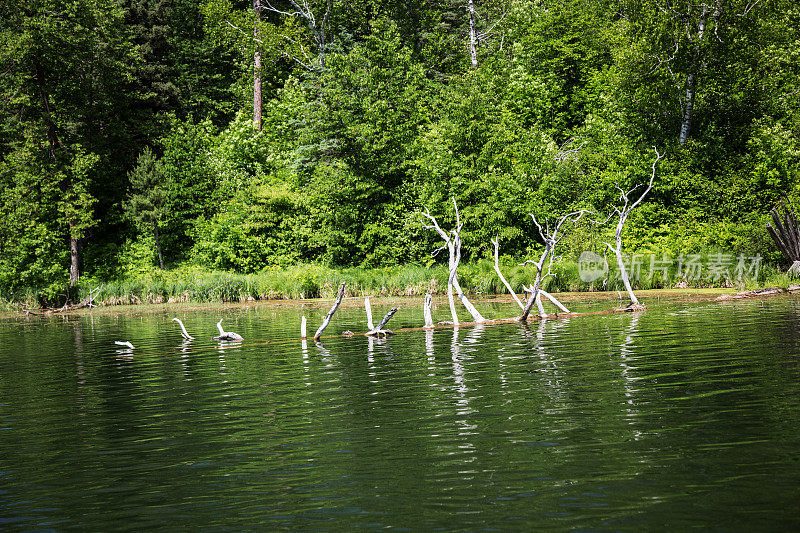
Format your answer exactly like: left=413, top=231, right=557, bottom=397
left=4, top=286, right=791, bottom=321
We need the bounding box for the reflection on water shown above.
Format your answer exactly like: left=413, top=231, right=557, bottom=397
left=1, top=297, right=800, bottom=530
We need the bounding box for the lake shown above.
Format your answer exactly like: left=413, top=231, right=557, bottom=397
left=1, top=294, right=799, bottom=530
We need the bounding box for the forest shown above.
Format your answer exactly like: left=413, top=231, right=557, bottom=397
left=1, top=0, right=799, bottom=305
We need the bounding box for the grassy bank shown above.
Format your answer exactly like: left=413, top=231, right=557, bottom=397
left=2, top=252, right=794, bottom=311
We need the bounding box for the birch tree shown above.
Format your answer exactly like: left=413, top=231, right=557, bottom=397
left=466, top=0, right=510, bottom=68
left=623, top=0, right=766, bottom=147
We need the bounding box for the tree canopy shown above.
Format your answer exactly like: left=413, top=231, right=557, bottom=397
left=1, top=0, right=798, bottom=302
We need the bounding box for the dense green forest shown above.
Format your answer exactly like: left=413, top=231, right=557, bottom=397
left=1, top=0, right=799, bottom=304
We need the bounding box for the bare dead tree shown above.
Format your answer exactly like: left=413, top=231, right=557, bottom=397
left=364, top=296, right=375, bottom=331
left=518, top=210, right=590, bottom=321
left=421, top=199, right=486, bottom=324
left=605, top=148, right=665, bottom=309
left=314, top=281, right=345, bottom=340
left=262, top=0, right=331, bottom=69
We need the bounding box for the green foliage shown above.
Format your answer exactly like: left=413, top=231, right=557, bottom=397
left=1, top=0, right=798, bottom=304
left=158, top=116, right=219, bottom=260
left=191, top=177, right=307, bottom=272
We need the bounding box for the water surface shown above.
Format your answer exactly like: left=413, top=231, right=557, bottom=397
left=1, top=295, right=799, bottom=530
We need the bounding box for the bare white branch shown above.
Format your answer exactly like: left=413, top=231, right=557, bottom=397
left=492, top=236, right=525, bottom=310
left=314, top=281, right=346, bottom=340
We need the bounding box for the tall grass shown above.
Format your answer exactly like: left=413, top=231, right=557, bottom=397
left=6, top=251, right=794, bottom=309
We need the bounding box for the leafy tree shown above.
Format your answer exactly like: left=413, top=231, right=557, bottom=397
left=125, top=148, right=168, bottom=269
left=0, top=0, right=140, bottom=295
left=158, top=117, right=219, bottom=261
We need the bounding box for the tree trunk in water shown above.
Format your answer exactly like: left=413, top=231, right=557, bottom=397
left=518, top=252, right=547, bottom=322
left=154, top=224, right=164, bottom=270
left=70, top=236, right=79, bottom=287
left=467, top=0, right=478, bottom=68
left=615, top=242, right=639, bottom=306
left=492, top=237, right=524, bottom=309
left=452, top=276, right=486, bottom=322
left=423, top=294, right=434, bottom=328
left=364, top=296, right=375, bottom=331
left=366, top=307, right=399, bottom=336
left=253, top=0, right=262, bottom=131
left=447, top=279, right=459, bottom=325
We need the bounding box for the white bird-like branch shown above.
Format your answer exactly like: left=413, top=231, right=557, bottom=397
left=172, top=318, right=194, bottom=341
left=213, top=319, right=244, bottom=342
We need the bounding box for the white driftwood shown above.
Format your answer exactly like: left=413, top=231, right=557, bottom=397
left=535, top=292, right=547, bottom=318
left=604, top=148, right=664, bottom=307
left=423, top=293, right=435, bottom=328
left=301, top=315, right=307, bottom=339
left=366, top=307, right=399, bottom=337
left=540, top=290, right=570, bottom=313
left=314, top=282, right=346, bottom=340
left=172, top=318, right=194, bottom=340
left=491, top=236, right=524, bottom=309
left=214, top=319, right=243, bottom=341
left=421, top=199, right=485, bottom=324
left=364, top=296, right=375, bottom=331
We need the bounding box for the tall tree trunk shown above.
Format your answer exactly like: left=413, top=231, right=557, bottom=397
left=613, top=221, right=639, bottom=306
left=253, top=0, right=262, bottom=131
left=154, top=223, right=164, bottom=270
left=70, top=233, right=79, bottom=287
left=679, top=6, right=708, bottom=147
left=36, top=58, right=81, bottom=287
left=468, top=0, right=478, bottom=68
left=679, top=72, right=696, bottom=147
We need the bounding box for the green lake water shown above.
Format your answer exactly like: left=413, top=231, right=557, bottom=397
left=1, top=295, right=799, bottom=530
